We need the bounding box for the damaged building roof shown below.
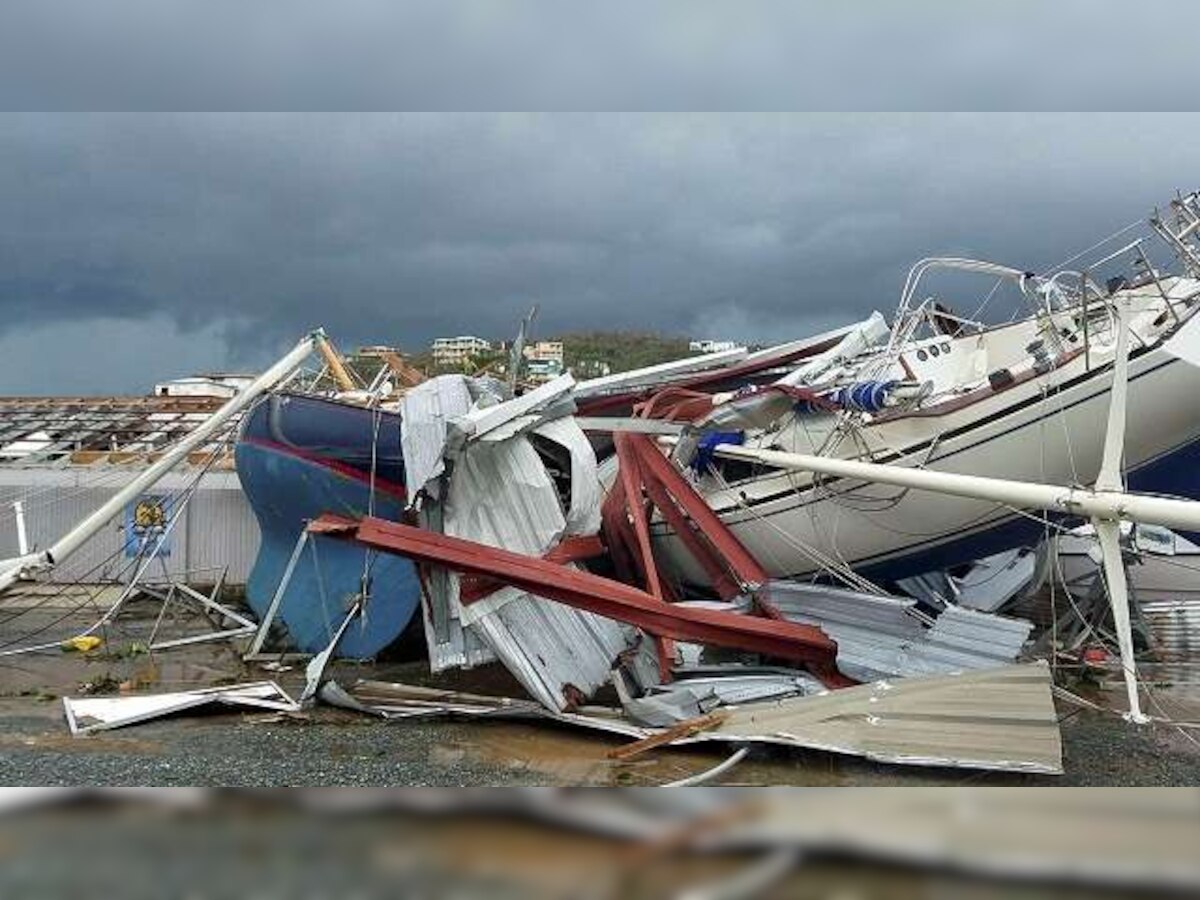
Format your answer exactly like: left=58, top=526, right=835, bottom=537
left=0, top=395, right=238, bottom=467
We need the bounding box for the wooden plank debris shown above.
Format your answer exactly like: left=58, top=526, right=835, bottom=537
left=606, top=710, right=730, bottom=760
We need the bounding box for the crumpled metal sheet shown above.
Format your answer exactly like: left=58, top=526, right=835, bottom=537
left=531, top=417, right=602, bottom=537
left=765, top=580, right=1032, bottom=682
left=923, top=605, right=1034, bottom=665
left=619, top=672, right=822, bottom=727
left=319, top=665, right=1062, bottom=775
left=954, top=547, right=1041, bottom=612
left=691, top=663, right=1063, bottom=774
left=403, top=386, right=611, bottom=685
left=455, top=374, right=576, bottom=441
left=398, top=374, right=499, bottom=672
left=398, top=374, right=474, bottom=503
left=319, top=679, right=645, bottom=739
left=445, top=433, right=627, bottom=711
left=62, top=682, right=298, bottom=735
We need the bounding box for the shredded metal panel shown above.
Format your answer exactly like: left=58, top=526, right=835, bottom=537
left=449, top=435, right=627, bottom=710
left=531, top=417, right=602, bottom=538
left=62, top=682, right=298, bottom=735
left=397, top=375, right=474, bottom=502
left=323, top=666, right=1062, bottom=776
left=695, top=664, right=1063, bottom=774
left=954, top=547, right=1040, bottom=611
left=766, top=579, right=1032, bottom=682
left=398, top=374, right=495, bottom=672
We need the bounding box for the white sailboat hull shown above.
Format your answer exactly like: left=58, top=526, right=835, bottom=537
left=654, top=313, right=1200, bottom=584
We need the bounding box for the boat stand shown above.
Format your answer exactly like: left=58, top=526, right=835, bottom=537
left=244, top=529, right=311, bottom=660
left=143, top=567, right=258, bottom=651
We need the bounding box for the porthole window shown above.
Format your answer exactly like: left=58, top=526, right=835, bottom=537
left=940, top=342, right=951, bottom=353
left=917, top=350, right=928, bottom=362
left=929, top=345, right=941, bottom=358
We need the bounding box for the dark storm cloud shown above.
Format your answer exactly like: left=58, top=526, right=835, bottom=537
left=2, top=112, right=1200, bottom=395
left=1, top=1, right=1200, bottom=111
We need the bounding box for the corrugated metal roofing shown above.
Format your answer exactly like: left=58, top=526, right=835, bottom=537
left=449, top=433, right=627, bottom=711
left=397, top=375, right=474, bottom=502
left=1141, top=598, right=1200, bottom=683
left=694, top=663, right=1063, bottom=774
left=397, top=374, right=499, bottom=671
left=765, top=579, right=1033, bottom=682
left=325, top=665, right=1063, bottom=775
left=396, top=374, right=627, bottom=706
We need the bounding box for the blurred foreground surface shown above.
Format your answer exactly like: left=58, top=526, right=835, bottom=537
left=1, top=787, right=1198, bottom=898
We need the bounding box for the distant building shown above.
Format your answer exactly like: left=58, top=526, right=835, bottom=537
left=431, top=335, right=492, bottom=368
left=524, top=358, right=564, bottom=384
left=516, top=341, right=565, bottom=384
left=523, top=340, right=564, bottom=364
left=688, top=340, right=739, bottom=354
left=153, top=374, right=256, bottom=399
left=357, top=345, right=400, bottom=356
left=572, top=359, right=612, bottom=378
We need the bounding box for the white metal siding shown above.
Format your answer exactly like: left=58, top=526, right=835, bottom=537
left=0, top=468, right=258, bottom=585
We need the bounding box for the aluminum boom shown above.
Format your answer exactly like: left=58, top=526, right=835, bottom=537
left=676, top=442, right=1200, bottom=535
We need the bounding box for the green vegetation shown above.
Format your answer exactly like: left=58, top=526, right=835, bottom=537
left=557, top=331, right=698, bottom=375
left=342, top=331, right=701, bottom=385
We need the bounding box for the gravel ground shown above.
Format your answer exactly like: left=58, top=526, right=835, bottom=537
left=0, top=703, right=545, bottom=787
left=3, top=606, right=1199, bottom=786
left=1056, top=709, right=1200, bottom=786
left=2, top=691, right=1199, bottom=786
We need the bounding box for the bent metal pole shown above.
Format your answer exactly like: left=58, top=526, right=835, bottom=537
left=0, top=329, right=327, bottom=593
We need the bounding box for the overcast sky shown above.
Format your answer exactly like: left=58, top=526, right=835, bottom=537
left=1, top=5, right=1198, bottom=393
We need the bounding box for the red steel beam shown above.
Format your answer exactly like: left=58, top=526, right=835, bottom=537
left=639, top=469, right=741, bottom=601
left=615, top=433, right=664, bottom=601
left=312, top=513, right=851, bottom=687
left=629, top=434, right=769, bottom=588
left=613, top=433, right=677, bottom=679
left=626, top=434, right=783, bottom=619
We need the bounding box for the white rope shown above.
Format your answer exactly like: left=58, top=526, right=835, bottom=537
left=664, top=747, right=749, bottom=787
left=674, top=848, right=800, bottom=900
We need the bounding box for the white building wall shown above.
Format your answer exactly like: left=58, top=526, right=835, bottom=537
left=0, top=468, right=259, bottom=585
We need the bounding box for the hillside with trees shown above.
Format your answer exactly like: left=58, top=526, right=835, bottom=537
left=344, top=330, right=709, bottom=384
left=556, top=331, right=699, bottom=375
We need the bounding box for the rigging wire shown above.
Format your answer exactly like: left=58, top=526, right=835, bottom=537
left=708, top=466, right=884, bottom=595
left=0, top=430, right=234, bottom=652
left=1041, top=219, right=1144, bottom=276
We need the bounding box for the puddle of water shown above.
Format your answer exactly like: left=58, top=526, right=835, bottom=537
left=426, top=718, right=992, bottom=786
left=0, top=604, right=251, bottom=698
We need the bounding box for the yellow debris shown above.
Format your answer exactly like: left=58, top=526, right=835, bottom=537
left=61, top=635, right=103, bottom=653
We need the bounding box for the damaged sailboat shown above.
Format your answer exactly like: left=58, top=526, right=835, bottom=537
left=656, top=220, right=1200, bottom=587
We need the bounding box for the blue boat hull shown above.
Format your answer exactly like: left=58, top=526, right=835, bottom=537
left=235, top=394, right=419, bottom=657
